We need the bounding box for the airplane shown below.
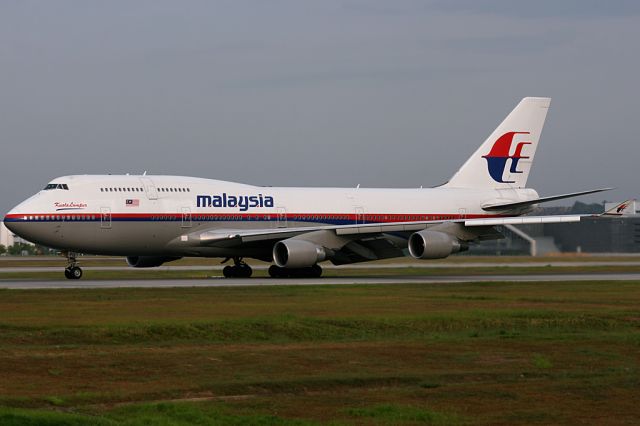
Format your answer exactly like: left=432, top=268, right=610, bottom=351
left=3, top=97, right=611, bottom=280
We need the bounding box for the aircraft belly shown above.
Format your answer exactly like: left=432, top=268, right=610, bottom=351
left=5, top=222, right=67, bottom=250
left=59, top=220, right=279, bottom=257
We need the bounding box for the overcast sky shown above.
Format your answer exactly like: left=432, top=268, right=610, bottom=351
left=2, top=1, right=639, bottom=215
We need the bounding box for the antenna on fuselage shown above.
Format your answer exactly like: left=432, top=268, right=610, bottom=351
left=143, top=171, right=147, bottom=176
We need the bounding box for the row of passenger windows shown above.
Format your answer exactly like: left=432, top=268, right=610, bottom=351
left=101, top=187, right=143, bottom=192
left=282, top=215, right=450, bottom=221
left=22, top=214, right=451, bottom=222
left=181, top=215, right=451, bottom=221
left=100, top=187, right=191, bottom=193
left=25, top=215, right=96, bottom=221
left=159, top=187, right=190, bottom=192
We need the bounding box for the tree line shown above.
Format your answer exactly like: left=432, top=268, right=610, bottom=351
left=0, top=243, right=57, bottom=256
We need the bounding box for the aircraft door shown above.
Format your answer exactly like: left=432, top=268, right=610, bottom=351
left=100, top=207, right=112, bottom=229
left=276, top=207, right=287, bottom=228
left=354, top=206, right=365, bottom=224
left=140, top=177, right=158, bottom=200
left=181, top=207, right=192, bottom=228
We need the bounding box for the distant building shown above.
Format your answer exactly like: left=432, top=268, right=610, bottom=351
left=469, top=201, right=640, bottom=255
left=1, top=222, right=15, bottom=247
left=545, top=216, right=640, bottom=253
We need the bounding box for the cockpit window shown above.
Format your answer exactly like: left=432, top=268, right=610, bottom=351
left=43, top=183, right=69, bottom=190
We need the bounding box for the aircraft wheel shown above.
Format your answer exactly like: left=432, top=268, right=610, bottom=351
left=66, top=267, right=82, bottom=280
left=223, top=264, right=252, bottom=278
left=268, top=265, right=285, bottom=278
left=310, top=264, right=322, bottom=278
left=239, top=264, right=253, bottom=278
left=223, top=265, right=234, bottom=278
left=269, top=265, right=321, bottom=278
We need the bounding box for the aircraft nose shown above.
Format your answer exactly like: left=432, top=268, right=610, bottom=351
left=4, top=206, right=21, bottom=234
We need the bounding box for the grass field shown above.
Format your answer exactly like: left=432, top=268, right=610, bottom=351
left=0, top=280, right=639, bottom=425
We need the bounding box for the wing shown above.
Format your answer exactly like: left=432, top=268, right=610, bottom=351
left=174, top=214, right=582, bottom=264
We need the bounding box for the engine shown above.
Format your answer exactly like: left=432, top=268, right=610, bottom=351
left=126, top=256, right=182, bottom=268
left=273, top=239, right=327, bottom=268
left=408, top=230, right=467, bottom=260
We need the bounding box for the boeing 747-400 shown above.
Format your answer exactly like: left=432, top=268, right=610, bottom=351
left=4, top=97, right=610, bottom=279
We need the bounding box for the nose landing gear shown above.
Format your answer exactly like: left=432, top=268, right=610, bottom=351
left=63, top=252, right=83, bottom=280
left=222, top=257, right=253, bottom=278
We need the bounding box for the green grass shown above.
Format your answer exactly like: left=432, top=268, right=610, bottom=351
left=0, top=281, right=639, bottom=424
left=0, top=309, right=633, bottom=347
left=346, top=404, right=464, bottom=425
left=0, top=403, right=317, bottom=425
left=531, top=354, right=553, bottom=369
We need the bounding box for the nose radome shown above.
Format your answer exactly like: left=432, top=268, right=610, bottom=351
left=4, top=209, right=19, bottom=234
left=4, top=198, right=33, bottom=234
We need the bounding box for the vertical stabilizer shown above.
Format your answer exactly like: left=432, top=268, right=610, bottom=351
left=444, top=97, right=551, bottom=189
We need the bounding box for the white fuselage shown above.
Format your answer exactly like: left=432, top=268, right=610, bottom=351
left=4, top=175, right=537, bottom=258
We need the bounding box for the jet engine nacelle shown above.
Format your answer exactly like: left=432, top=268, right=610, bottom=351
left=273, top=239, right=327, bottom=268
left=126, top=256, right=182, bottom=268
left=408, top=230, right=467, bottom=260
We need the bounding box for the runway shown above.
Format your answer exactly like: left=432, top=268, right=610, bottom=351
left=2, top=260, right=640, bottom=273
left=3, top=273, right=640, bottom=289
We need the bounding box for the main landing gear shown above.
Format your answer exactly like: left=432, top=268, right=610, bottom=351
left=268, top=264, right=322, bottom=278
left=63, top=252, right=83, bottom=280
left=222, top=257, right=253, bottom=278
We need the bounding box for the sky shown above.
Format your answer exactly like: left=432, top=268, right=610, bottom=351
left=2, top=0, right=640, bottom=215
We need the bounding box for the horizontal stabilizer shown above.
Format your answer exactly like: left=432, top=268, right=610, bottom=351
left=482, top=188, right=613, bottom=211
left=601, top=199, right=636, bottom=216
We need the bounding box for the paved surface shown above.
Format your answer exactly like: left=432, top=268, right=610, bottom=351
left=3, top=273, right=640, bottom=289
left=2, top=261, right=640, bottom=273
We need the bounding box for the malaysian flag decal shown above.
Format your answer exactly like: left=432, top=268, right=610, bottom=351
left=126, top=199, right=140, bottom=207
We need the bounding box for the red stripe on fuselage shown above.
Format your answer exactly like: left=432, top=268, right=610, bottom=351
left=4, top=212, right=504, bottom=222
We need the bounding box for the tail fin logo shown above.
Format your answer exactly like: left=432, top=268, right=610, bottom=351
left=617, top=202, right=629, bottom=213
left=482, top=132, right=531, bottom=183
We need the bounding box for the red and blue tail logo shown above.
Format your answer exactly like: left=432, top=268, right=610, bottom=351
left=483, top=132, right=531, bottom=183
